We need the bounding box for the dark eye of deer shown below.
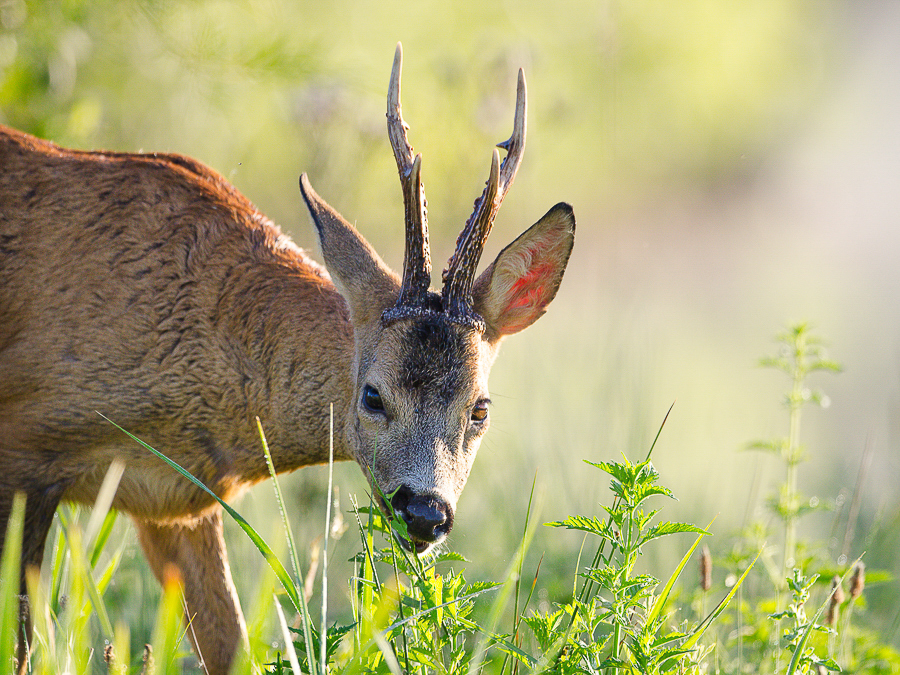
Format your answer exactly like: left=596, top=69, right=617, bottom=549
left=471, top=401, right=489, bottom=423
left=362, top=385, right=384, bottom=413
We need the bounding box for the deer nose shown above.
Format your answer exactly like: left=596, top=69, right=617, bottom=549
left=390, top=486, right=453, bottom=545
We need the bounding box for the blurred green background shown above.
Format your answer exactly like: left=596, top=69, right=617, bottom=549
left=4, top=0, right=899, bottom=653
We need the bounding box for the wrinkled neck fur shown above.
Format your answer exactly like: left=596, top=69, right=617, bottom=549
left=213, top=251, right=356, bottom=472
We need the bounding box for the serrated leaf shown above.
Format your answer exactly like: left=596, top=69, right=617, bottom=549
left=523, top=614, right=560, bottom=651
left=585, top=458, right=635, bottom=484
left=639, top=521, right=709, bottom=548
left=634, top=458, right=661, bottom=482
left=810, top=359, right=842, bottom=373
left=636, top=508, right=661, bottom=532
left=582, top=566, right=620, bottom=589
left=467, top=580, right=503, bottom=594
left=546, top=515, right=619, bottom=544
left=632, top=483, right=674, bottom=507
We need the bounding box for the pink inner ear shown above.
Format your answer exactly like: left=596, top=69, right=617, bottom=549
left=491, top=235, right=567, bottom=335
left=507, top=261, right=555, bottom=311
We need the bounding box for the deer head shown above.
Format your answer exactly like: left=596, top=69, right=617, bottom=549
left=299, top=44, right=574, bottom=552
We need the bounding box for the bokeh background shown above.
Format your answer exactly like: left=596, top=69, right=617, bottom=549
left=3, top=0, right=899, bottom=652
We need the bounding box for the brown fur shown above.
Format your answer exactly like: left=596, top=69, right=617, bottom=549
left=0, top=94, right=573, bottom=671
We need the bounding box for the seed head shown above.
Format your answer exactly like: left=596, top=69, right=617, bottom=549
left=849, top=561, right=865, bottom=600
left=699, top=544, right=712, bottom=592
left=825, top=575, right=844, bottom=626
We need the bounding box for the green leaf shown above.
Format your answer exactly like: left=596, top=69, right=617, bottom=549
left=635, top=508, right=662, bottom=533
left=426, top=551, right=468, bottom=565
left=467, top=580, right=504, bottom=594
left=523, top=610, right=565, bottom=651
left=582, top=565, right=621, bottom=589
left=585, top=458, right=636, bottom=485
left=546, top=515, right=619, bottom=544
left=632, top=484, right=675, bottom=508
left=639, top=521, right=710, bottom=548
left=745, top=438, right=788, bottom=454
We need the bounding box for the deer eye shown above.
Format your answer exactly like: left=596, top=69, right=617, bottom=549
left=362, top=385, right=385, bottom=413
left=471, top=401, right=489, bottom=423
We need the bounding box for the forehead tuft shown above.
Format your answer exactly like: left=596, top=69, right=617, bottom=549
left=398, top=316, right=477, bottom=398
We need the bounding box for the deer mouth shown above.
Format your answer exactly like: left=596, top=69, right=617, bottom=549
left=404, top=537, right=434, bottom=555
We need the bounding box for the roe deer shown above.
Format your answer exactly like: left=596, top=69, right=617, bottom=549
left=0, top=44, right=574, bottom=673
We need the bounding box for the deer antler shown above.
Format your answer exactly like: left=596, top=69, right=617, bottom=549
left=383, top=43, right=433, bottom=323
left=441, top=67, right=527, bottom=330
left=382, top=46, right=527, bottom=331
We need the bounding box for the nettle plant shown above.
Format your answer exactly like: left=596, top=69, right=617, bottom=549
left=537, top=451, right=746, bottom=675
left=263, top=413, right=758, bottom=675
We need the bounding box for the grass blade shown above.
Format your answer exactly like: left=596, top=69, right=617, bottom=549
left=150, top=565, right=188, bottom=675
left=0, top=493, right=25, bottom=674
left=680, top=546, right=762, bottom=653
left=255, top=417, right=318, bottom=672
left=273, top=592, right=303, bottom=675
left=467, top=488, right=542, bottom=675
left=646, top=515, right=717, bottom=626
left=320, top=403, right=335, bottom=674
left=89, top=509, right=119, bottom=570
left=83, top=458, right=124, bottom=551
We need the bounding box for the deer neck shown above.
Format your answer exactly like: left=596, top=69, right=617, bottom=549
left=212, top=246, right=356, bottom=474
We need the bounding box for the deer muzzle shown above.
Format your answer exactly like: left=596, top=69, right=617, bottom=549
left=389, top=485, right=454, bottom=553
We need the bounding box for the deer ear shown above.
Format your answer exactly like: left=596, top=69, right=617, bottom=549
left=472, top=203, right=575, bottom=340
left=300, top=174, right=399, bottom=323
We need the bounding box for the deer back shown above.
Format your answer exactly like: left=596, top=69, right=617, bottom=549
left=0, top=125, right=355, bottom=520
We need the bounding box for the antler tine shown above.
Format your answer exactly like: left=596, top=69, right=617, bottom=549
left=385, top=42, right=432, bottom=314
left=440, top=149, right=500, bottom=329
left=496, top=68, right=527, bottom=203
left=441, top=69, right=526, bottom=329
left=459, top=69, right=526, bottom=242
left=387, top=43, right=415, bottom=177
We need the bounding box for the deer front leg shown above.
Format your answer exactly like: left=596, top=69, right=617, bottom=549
left=134, top=509, right=247, bottom=675
left=0, top=483, right=65, bottom=675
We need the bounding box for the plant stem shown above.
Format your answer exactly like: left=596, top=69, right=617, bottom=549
left=782, top=356, right=803, bottom=588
